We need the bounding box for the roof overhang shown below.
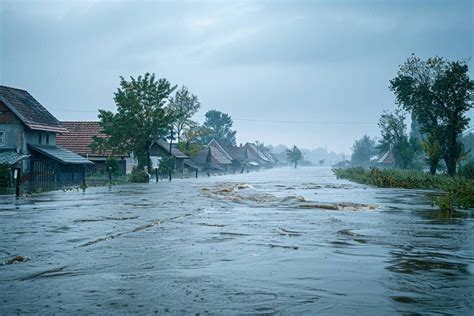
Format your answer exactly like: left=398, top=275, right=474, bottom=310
left=29, top=144, right=94, bottom=165
left=26, top=124, right=69, bottom=133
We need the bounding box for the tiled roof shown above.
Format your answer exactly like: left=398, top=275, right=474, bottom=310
left=209, top=146, right=232, bottom=165
left=208, top=139, right=233, bottom=161
left=57, top=121, right=115, bottom=157
left=191, top=146, right=228, bottom=170
left=0, top=151, right=29, bottom=166
left=0, top=86, right=67, bottom=133
left=29, top=144, right=94, bottom=165
left=245, top=143, right=271, bottom=164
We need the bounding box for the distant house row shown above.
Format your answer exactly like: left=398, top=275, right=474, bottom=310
left=56, top=121, right=280, bottom=176
left=0, top=85, right=280, bottom=191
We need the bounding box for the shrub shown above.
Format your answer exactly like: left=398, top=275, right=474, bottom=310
left=129, top=168, right=149, bottom=183
left=434, top=178, right=474, bottom=211
left=0, top=164, right=11, bottom=188
left=333, top=167, right=474, bottom=210
left=458, top=160, right=474, bottom=180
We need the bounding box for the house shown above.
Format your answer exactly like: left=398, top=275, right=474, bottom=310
left=0, top=85, right=93, bottom=190
left=244, top=142, right=273, bottom=168
left=149, top=139, right=192, bottom=173
left=192, top=144, right=233, bottom=173
left=208, top=139, right=236, bottom=171
left=210, top=140, right=249, bottom=173
left=373, top=150, right=396, bottom=168
left=56, top=121, right=128, bottom=174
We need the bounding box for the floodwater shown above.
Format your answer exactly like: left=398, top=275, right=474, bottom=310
left=0, top=167, right=473, bottom=315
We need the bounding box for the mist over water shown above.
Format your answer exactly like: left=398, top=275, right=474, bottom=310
left=1, top=167, right=473, bottom=314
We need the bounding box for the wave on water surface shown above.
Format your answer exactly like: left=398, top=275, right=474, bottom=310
left=201, top=182, right=377, bottom=211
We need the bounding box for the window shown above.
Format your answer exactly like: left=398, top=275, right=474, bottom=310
left=46, top=133, right=50, bottom=145
left=0, top=131, right=4, bottom=146
left=38, top=133, right=42, bottom=144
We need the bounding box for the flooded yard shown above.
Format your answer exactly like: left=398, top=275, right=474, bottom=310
left=1, top=167, right=473, bottom=314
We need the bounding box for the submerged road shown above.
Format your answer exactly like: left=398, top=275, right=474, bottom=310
left=1, top=167, right=473, bottom=314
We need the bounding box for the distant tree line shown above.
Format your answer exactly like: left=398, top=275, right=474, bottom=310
left=351, top=55, right=473, bottom=176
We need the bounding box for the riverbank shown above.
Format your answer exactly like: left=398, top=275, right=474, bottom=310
left=333, top=167, right=474, bottom=210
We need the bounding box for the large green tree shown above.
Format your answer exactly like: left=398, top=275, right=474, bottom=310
left=377, top=109, right=417, bottom=169
left=351, top=135, right=377, bottom=167
left=202, top=110, right=237, bottom=146
left=168, top=86, right=201, bottom=142
left=287, top=145, right=303, bottom=168
left=390, top=55, right=473, bottom=176
left=92, top=73, right=176, bottom=173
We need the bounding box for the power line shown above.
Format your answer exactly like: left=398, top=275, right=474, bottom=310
left=50, top=108, right=473, bottom=128
left=50, top=108, right=377, bottom=125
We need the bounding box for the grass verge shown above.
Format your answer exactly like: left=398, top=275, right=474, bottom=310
left=333, top=167, right=474, bottom=211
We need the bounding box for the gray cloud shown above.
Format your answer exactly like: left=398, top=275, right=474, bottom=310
left=1, top=0, right=472, bottom=153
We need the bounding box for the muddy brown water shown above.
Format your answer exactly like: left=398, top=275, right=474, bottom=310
left=0, top=167, right=473, bottom=314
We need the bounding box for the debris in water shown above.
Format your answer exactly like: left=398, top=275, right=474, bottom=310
left=1, top=255, right=30, bottom=265
left=278, top=228, right=302, bottom=236
left=268, top=244, right=299, bottom=250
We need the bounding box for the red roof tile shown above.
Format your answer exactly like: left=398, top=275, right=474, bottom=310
left=56, top=121, right=119, bottom=157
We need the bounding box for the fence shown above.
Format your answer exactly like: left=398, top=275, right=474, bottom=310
left=86, top=172, right=128, bottom=186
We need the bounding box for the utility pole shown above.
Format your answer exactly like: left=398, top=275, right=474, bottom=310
left=169, top=128, right=173, bottom=181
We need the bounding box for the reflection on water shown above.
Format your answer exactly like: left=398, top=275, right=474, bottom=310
left=0, top=167, right=472, bottom=314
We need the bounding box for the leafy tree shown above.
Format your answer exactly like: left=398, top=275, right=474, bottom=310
left=420, top=132, right=443, bottom=174
left=287, top=145, right=303, bottom=168
left=202, top=110, right=237, bottom=146
left=92, top=73, right=176, bottom=174
left=157, top=156, right=175, bottom=174
left=377, top=109, right=417, bottom=169
left=168, top=86, right=201, bottom=142
left=351, top=135, right=377, bottom=167
left=178, top=125, right=213, bottom=157
left=390, top=55, right=473, bottom=176
left=105, top=157, right=121, bottom=175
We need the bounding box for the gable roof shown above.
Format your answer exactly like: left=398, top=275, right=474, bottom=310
left=0, top=86, right=67, bottom=133
left=209, top=145, right=232, bottom=165
left=57, top=121, right=118, bottom=157
left=208, top=139, right=233, bottom=161
left=377, top=150, right=395, bottom=164
left=244, top=143, right=271, bottom=164
left=29, top=144, right=94, bottom=165
left=192, top=145, right=230, bottom=169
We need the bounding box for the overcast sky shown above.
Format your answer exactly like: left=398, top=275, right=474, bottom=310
left=1, top=0, right=472, bottom=153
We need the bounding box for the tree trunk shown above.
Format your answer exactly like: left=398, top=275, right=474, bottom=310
left=146, top=143, right=151, bottom=182
left=445, top=156, right=457, bottom=177
left=294, top=161, right=297, bottom=168
left=429, top=161, right=438, bottom=175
